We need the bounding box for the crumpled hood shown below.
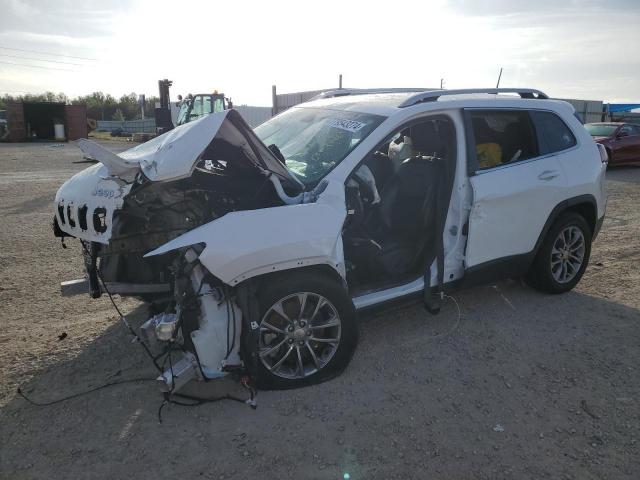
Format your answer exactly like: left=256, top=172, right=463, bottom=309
left=77, top=109, right=301, bottom=186
left=54, top=109, right=303, bottom=244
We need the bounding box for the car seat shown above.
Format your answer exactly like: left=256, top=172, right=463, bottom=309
left=369, top=121, right=447, bottom=276
left=502, top=120, right=533, bottom=163
left=473, top=116, right=502, bottom=168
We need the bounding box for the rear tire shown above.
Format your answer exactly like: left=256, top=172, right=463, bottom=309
left=254, top=272, right=358, bottom=390
left=526, top=212, right=592, bottom=294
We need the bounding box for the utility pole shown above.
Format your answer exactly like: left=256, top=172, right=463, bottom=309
left=139, top=94, right=146, bottom=120
left=271, top=85, right=277, bottom=117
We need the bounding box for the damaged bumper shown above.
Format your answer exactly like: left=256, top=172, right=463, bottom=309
left=54, top=163, right=133, bottom=244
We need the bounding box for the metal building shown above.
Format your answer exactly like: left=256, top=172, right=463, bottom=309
left=271, top=86, right=327, bottom=116
left=560, top=98, right=604, bottom=123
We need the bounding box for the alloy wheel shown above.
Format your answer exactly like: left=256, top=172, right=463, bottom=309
left=550, top=226, right=585, bottom=284
left=258, top=292, right=342, bottom=379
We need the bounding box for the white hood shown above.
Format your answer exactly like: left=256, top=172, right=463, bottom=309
left=77, top=109, right=302, bottom=186
left=55, top=109, right=303, bottom=244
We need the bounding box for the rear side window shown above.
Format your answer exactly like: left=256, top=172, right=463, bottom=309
left=530, top=111, right=577, bottom=155
left=469, top=110, right=538, bottom=170
left=619, top=124, right=640, bottom=137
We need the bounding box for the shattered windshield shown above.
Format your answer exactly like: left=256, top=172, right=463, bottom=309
left=255, top=107, right=385, bottom=184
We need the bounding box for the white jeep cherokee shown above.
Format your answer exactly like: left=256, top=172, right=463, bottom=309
left=53, top=88, right=607, bottom=391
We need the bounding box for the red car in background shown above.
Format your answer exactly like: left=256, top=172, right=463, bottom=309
left=585, top=122, right=640, bottom=166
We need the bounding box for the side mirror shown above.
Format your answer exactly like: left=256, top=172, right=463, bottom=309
left=617, top=130, right=629, bottom=138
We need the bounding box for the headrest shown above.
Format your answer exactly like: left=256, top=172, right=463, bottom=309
left=410, top=121, right=445, bottom=156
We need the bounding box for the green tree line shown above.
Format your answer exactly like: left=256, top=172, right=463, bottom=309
left=0, top=91, right=160, bottom=121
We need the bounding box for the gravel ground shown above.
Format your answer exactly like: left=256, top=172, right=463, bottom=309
left=0, top=141, right=638, bottom=480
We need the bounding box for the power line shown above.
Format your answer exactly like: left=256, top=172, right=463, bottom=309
left=0, top=53, right=86, bottom=67
left=0, top=60, right=76, bottom=72
left=0, top=46, right=97, bottom=61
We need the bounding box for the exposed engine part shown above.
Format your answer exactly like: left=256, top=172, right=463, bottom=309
left=186, top=249, right=242, bottom=375
left=155, top=312, right=180, bottom=341
left=269, top=174, right=329, bottom=205
left=140, top=315, right=165, bottom=356
left=92, top=153, right=283, bottom=298
left=137, top=247, right=245, bottom=393
left=157, top=352, right=202, bottom=393
left=140, top=312, right=181, bottom=356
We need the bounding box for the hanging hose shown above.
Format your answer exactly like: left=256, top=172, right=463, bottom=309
left=268, top=173, right=328, bottom=205
left=268, top=174, right=305, bottom=205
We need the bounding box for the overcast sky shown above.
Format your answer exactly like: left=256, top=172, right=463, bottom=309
left=0, top=0, right=638, bottom=105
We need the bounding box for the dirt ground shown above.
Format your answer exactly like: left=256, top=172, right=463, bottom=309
left=0, top=141, right=638, bottom=480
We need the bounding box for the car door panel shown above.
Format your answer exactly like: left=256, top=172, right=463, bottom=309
left=630, top=127, right=640, bottom=162
left=614, top=126, right=637, bottom=163
left=465, top=157, right=567, bottom=268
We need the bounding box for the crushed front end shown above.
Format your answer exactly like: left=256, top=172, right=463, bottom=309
left=139, top=245, right=244, bottom=391
left=52, top=110, right=304, bottom=392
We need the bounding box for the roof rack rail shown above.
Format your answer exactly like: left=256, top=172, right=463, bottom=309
left=312, top=87, right=434, bottom=101
left=398, top=88, right=549, bottom=108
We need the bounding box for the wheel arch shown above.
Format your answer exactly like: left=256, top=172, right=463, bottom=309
left=237, top=264, right=358, bottom=390
left=461, top=194, right=598, bottom=289
left=533, top=194, right=597, bottom=256
left=239, top=264, right=348, bottom=296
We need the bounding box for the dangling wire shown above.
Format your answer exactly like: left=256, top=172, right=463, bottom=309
left=17, top=377, right=155, bottom=407
left=81, top=242, right=162, bottom=372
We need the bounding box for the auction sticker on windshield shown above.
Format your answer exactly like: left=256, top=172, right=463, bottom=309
left=328, top=118, right=366, bottom=132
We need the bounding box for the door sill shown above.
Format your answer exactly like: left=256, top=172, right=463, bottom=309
left=351, top=276, right=424, bottom=310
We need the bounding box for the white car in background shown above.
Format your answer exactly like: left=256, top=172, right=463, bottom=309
left=53, top=88, right=607, bottom=392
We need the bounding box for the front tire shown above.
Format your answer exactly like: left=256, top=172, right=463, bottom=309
left=254, top=272, right=358, bottom=390
left=527, top=212, right=592, bottom=294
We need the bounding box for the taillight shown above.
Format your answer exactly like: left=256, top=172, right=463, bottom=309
left=597, top=143, right=608, bottom=164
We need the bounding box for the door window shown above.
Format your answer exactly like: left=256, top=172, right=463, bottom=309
left=469, top=110, right=538, bottom=170
left=619, top=125, right=635, bottom=137
left=530, top=110, right=577, bottom=154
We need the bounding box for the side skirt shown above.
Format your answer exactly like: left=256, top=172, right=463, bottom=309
left=352, top=253, right=533, bottom=314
